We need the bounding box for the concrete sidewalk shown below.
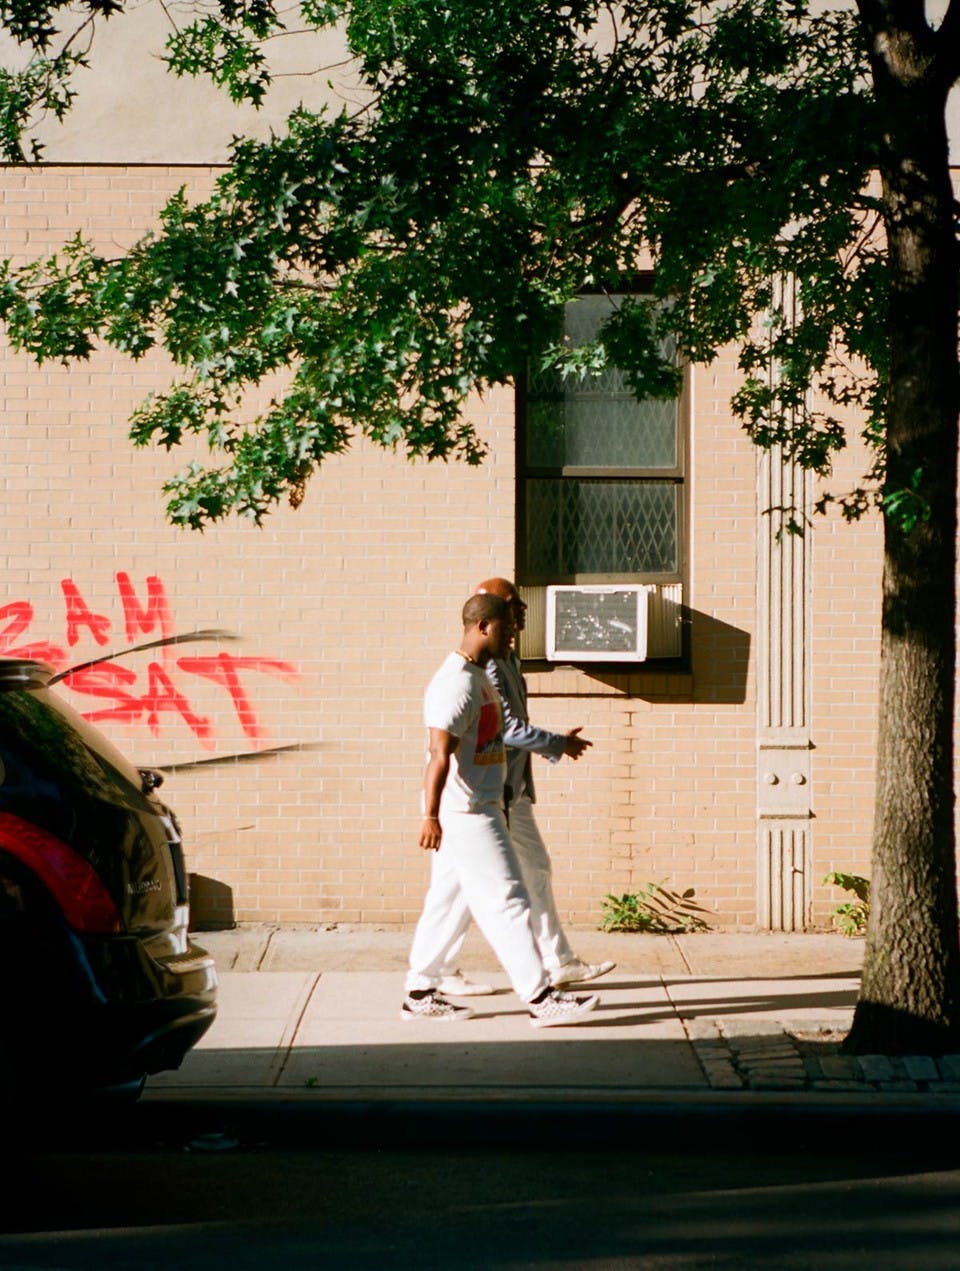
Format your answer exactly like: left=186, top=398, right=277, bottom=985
left=143, top=927, right=960, bottom=1106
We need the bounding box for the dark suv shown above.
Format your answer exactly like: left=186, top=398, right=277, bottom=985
left=0, top=658, right=217, bottom=1098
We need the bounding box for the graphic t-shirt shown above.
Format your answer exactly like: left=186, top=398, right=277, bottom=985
left=423, top=652, right=506, bottom=812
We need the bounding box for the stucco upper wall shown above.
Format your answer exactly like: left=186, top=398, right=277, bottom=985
left=0, top=1, right=365, bottom=163
left=3, top=1, right=957, bottom=164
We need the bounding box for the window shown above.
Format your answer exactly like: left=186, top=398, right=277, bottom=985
left=517, top=292, right=686, bottom=660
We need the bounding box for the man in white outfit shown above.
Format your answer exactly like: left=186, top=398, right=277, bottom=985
left=403, top=592, right=600, bottom=1028
left=436, top=578, right=615, bottom=996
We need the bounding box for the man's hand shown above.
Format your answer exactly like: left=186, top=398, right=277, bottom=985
left=419, top=816, right=443, bottom=851
left=562, top=727, right=592, bottom=760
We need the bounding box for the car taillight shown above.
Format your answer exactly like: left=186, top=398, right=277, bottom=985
left=0, top=810, right=122, bottom=934
left=159, top=811, right=188, bottom=905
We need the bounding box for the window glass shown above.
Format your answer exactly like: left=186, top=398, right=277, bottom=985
left=526, top=296, right=677, bottom=470
left=525, top=479, right=678, bottom=575
left=520, top=290, right=684, bottom=588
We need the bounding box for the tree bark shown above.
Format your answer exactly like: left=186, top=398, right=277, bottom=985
left=844, top=3, right=960, bottom=1053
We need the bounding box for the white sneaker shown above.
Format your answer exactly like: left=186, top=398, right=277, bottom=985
left=550, top=959, right=616, bottom=988
left=528, top=989, right=599, bottom=1029
left=438, top=970, right=495, bottom=996
left=401, top=991, right=474, bottom=1022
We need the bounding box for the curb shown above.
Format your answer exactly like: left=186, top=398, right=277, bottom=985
left=126, top=1091, right=960, bottom=1153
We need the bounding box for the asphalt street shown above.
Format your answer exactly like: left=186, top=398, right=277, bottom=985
left=4, top=1104, right=960, bottom=1271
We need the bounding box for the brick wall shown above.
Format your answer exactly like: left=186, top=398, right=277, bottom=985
left=0, top=164, right=898, bottom=932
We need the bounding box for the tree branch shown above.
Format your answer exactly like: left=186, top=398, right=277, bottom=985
left=854, top=0, right=938, bottom=74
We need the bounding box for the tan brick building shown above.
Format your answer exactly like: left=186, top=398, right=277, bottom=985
left=0, top=26, right=955, bottom=932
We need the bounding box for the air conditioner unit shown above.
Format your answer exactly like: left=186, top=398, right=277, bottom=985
left=545, top=585, right=649, bottom=662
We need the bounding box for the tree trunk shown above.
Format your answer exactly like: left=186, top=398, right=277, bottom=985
left=844, top=14, right=960, bottom=1054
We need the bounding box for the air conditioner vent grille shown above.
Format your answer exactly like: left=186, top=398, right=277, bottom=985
left=546, top=585, right=649, bottom=662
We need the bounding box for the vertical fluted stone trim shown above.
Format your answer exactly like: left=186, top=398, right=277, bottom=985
left=756, top=278, right=814, bottom=930
left=757, top=824, right=810, bottom=932
left=758, top=447, right=809, bottom=738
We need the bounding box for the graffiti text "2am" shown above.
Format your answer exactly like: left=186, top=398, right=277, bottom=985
left=0, top=573, right=298, bottom=747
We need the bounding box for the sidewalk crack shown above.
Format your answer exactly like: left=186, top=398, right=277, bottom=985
left=255, top=925, right=278, bottom=972
left=269, top=972, right=322, bottom=1087
left=662, top=974, right=745, bottom=1090
left=669, top=932, right=694, bottom=975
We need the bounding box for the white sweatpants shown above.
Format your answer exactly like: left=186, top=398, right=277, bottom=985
left=405, top=804, right=548, bottom=1002
left=506, top=794, right=576, bottom=971
left=435, top=793, right=576, bottom=977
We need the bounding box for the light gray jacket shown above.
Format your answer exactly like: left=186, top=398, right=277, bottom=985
left=485, top=651, right=566, bottom=804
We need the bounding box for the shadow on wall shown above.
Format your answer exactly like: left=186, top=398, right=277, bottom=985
left=189, top=874, right=236, bottom=931
left=686, top=608, right=751, bottom=705
left=582, top=608, right=751, bottom=705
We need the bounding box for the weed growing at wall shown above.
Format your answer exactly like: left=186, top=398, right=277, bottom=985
left=600, top=882, right=712, bottom=933
left=823, top=871, right=870, bottom=937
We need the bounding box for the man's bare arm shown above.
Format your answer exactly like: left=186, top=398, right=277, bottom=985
left=419, top=728, right=459, bottom=850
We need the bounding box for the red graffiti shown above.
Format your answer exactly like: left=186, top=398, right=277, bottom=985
left=62, top=661, right=216, bottom=742
left=0, top=574, right=298, bottom=747
left=178, top=653, right=299, bottom=741
left=0, top=601, right=66, bottom=665
left=142, top=663, right=215, bottom=741
left=62, top=580, right=112, bottom=648
left=63, top=661, right=141, bottom=723
left=117, top=571, right=174, bottom=645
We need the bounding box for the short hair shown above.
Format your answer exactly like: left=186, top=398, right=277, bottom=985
left=462, top=593, right=510, bottom=628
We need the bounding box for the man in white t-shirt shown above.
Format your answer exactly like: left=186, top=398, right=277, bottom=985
left=403, top=593, right=600, bottom=1028
left=435, top=577, right=616, bottom=995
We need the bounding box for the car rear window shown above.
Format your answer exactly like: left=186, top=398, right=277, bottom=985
left=0, top=682, right=146, bottom=800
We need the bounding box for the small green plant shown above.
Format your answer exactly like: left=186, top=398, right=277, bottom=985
left=600, top=881, right=712, bottom=933
left=823, top=871, right=870, bottom=936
